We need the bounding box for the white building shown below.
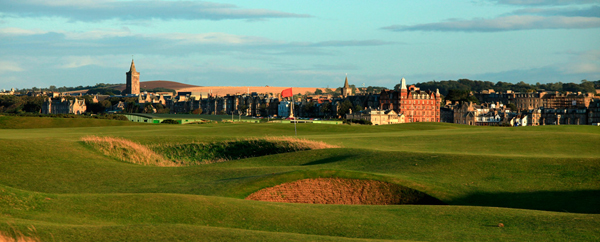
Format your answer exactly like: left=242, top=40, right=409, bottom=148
left=278, top=100, right=292, bottom=117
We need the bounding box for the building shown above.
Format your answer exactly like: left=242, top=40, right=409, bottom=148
left=0, top=88, right=15, bottom=96
left=542, top=92, right=594, bottom=110
left=278, top=100, right=292, bottom=117
left=124, top=59, right=140, bottom=95
left=513, top=92, right=545, bottom=111
left=379, top=78, right=442, bottom=123
left=42, top=97, right=87, bottom=115
left=475, top=89, right=595, bottom=112
left=345, top=108, right=406, bottom=125
left=540, top=108, right=590, bottom=125
left=589, top=99, right=600, bottom=125
left=452, top=102, right=511, bottom=126
left=341, top=75, right=351, bottom=98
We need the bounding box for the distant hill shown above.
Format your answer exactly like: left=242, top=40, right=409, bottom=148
left=177, top=86, right=326, bottom=96
left=112, top=80, right=200, bottom=91
left=65, top=80, right=327, bottom=96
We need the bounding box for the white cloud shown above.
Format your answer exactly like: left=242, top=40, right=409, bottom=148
left=560, top=49, right=600, bottom=74
left=0, top=0, right=311, bottom=21
left=64, top=28, right=133, bottom=40
left=492, top=0, right=600, bottom=6
left=382, top=15, right=600, bottom=32
left=58, top=56, right=97, bottom=69
left=511, top=5, right=600, bottom=17
left=0, top=61, right=23, bottom=73
left=159, top=32, right=280, bottom=45
left=0, top=27, right=45, bottom=36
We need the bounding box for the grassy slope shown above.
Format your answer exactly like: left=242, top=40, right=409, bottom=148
left=0, top=121, right=599, bottom=241
left=0, top=116, right=143, bottom=129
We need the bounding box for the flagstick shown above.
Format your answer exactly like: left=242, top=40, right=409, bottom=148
left=292, top=97, right=297, bottom=136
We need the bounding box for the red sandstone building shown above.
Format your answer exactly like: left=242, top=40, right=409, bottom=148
left=380, top=78, right=442, bottom=122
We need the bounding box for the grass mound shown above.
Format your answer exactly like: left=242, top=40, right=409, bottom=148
left=81, top=136, right=178, bottom=167
left=245, top=178, right=443, bottom=205
left=151, top=137, right=339, bottom=165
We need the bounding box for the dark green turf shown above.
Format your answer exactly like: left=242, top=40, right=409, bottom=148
left=0, top=120, right=599, bottom=241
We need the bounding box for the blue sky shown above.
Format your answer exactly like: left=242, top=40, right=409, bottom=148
left=1, top=0, right=599, bottom=89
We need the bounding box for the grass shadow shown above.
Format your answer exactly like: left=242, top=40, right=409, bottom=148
left=301, top=155, right=353, bottom=166
left=451, top=189, right=600, bottom=214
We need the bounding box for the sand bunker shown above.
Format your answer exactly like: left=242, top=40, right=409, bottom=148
left=246, top=178, right=443, bottom=205
left=81, top=136, right=177, bottom=167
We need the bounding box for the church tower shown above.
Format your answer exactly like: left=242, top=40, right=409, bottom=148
left=342, top=75, right=351, bottom=98
left=125, top=59, right=140, bottom=95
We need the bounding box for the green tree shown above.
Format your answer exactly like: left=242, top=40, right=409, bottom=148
left=337, top=100, right=353, bottom=117
left=506, top=103, right=517, bottom=111
left=320, top=102, right=332, bottom=116
left=354, top=104, right=363, bottom=112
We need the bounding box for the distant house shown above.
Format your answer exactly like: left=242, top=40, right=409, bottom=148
left=278, top=100, right=292, bottom=118
left=345, top=108, right=405, bottom=125
left=107, top=101, right=126, bottom=113
left=42, top=97, right=87, bottom=115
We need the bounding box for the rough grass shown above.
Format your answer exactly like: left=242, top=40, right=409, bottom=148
left=245, top=178, right=443, bottom=205
left=0, top=226, right=40, bottom=242
left=81, top=136, right=178, bottom=167
left=151, top=137, right=339, bottom=165
left=0, top=232, right=39, bottom=242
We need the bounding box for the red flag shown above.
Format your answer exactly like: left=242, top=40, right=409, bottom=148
left=281, top=88, right=293, bottom=98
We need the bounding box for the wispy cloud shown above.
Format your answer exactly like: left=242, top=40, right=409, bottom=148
left=306, top=40, right=396, bottom=47
left=382, top=15, right=600, bottom=32
left=0, top=27, right=391, bottom=59
left=0, top=60, right=23, bottom=73
left=491, top=0, right=600, bottom=6
left=511, top=5, right=600, bottom=17
left=0, top=0, right=312, bottom=21
left=560, top=49, right=600, bottom=74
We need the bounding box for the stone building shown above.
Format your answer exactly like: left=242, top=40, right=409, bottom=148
left=513, top=92, right=545, bottom=111
left=588, top=99, right=600, bottom=125
left=124, top=60, right=140, bottom=95
left=452, top=102, right=510, bottom=126
left=540, top=108, right=590, bottom=125
left=345, top=109, right=405, bottom=125
left=0, top=88, right=15, bottom=96
left=341, top=75, right=352, bottom=98
left=379, top=78, right=442, bottom=123
left=440, top=106, right=454, bottom=123
left=542, top=92, right=594, bottom=110
left=475, top=89, right=594, bottom=112
left=42, top=97, right=87, bottom=115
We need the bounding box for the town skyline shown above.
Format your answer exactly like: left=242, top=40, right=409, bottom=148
left=1, top=0, right=599, bottom=89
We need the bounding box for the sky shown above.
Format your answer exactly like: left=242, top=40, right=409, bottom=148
left=1, top=0, right=599, bottom=90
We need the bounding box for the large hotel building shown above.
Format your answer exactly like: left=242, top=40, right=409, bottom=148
left=379, top=78, right=442, bottom=122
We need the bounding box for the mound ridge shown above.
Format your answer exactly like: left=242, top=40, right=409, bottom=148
left=113, top=80, right=200, bottom=91
left=246, top=178, right=443, bottom=205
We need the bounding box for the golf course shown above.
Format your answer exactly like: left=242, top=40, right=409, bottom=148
left=0, top=115, right=598, bottom=241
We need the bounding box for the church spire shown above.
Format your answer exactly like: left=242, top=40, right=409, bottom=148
left=344, top=74, right=349, bottom=88
left=129, top=59, right=137, bottom=73
left=342, top=74, right=351, bottom=97
left=400, top=77, right=407, bottom=90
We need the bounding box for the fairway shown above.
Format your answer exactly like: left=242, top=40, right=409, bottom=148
left=0, top=118, right=599, bottom=241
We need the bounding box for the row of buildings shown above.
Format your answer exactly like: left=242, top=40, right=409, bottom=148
left=446, top=90, right=600, bottom=126
left=9, top=60, right=599, bottom=126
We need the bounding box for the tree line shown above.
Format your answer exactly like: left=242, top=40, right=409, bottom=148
left=406, top=79, right=599, bottom=96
